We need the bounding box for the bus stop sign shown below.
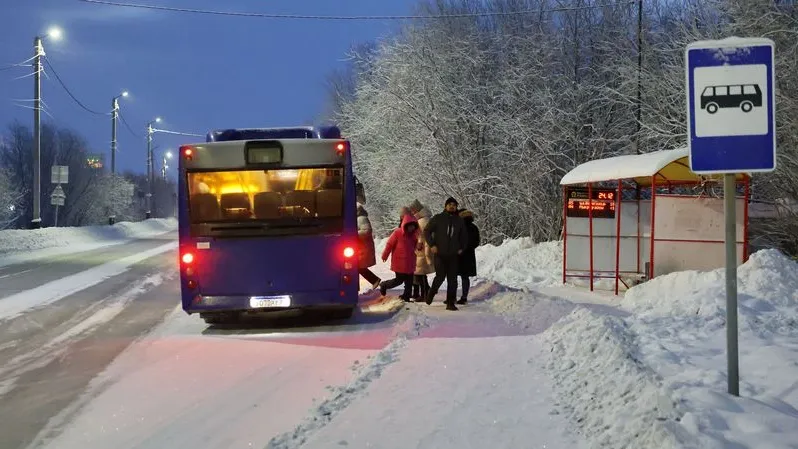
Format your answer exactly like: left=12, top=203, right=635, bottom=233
left=686, top=37, right=776, bottom=174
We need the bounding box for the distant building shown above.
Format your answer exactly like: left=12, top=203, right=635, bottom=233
left=86, top=154, right=104, bottom=170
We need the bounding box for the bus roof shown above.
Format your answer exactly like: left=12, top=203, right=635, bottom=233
left=206, top=125, right=341, bottom=142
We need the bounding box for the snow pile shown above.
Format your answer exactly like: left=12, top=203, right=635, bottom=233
left=0, top=218, right=176, bottom=262
left=617, top=249, right=798, bottom=448
left=487, top=291, right=683, bottom=448
left=476, top=238, right=562, bottom=288
left=543, top=308, right=683, bottom=449
left=622, top=249, right=798, bottom=336
left=377, top=236, right=564, bottom=289
left=488, top=250, right=798, bottom=448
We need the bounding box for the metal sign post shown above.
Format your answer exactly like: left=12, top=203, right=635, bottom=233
left=686, top=37, right=776, bottom=397
left=50, top=165, right=69, bottom=227
left=50, top=184, right=65, bottom=227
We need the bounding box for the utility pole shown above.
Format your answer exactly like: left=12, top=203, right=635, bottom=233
left=110, top=91, right=128, bottom=175
left=31, top=36, right=42, bottom=229
left=146, top=123, right=153, bottom=219
left=111, top=97, right=118, bottom=174
left=145, top=117, right=160, bottom=220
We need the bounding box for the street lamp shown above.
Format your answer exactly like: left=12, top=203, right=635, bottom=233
left=30, top=26, right=62, bottom=229
left=162, top=150, right=173, bottom=180
left=145, top=117, right=161, bottom=219
left=110, top=90, right=128, bottom=175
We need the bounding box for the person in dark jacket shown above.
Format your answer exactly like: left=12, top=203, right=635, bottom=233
left=356, top=201, right=380, bottom=290
left=423, top=197, right=468, bottom=310
left=457, top=209, right=480, bottom=305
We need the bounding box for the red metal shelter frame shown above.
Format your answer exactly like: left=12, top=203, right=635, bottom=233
left=560, top=150, right=750, bottom=295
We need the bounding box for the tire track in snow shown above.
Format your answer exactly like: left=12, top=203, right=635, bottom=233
left=265, top=305, right=432, bottom=449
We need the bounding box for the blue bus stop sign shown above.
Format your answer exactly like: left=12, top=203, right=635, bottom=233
left=686, top=37, right=776, bottom=174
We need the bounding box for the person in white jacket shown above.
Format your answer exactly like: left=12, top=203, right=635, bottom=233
left=409, top=199, right=434, bottom=300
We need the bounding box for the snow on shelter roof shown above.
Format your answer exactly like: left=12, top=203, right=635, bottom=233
left=559, top=148, right=749, bottom=186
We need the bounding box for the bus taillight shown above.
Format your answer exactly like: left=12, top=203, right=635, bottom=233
left=182, top=145, right=194, bottom=160
left=181, top=252, right=194, bottom=264
left=335, top=142, right=347, bottom=156
left=343, top=247, right=355, bottom=258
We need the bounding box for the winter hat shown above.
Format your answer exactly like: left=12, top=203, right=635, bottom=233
left=459, top=209, right=473, bottom=219
left=445, top=197, right=458, bottom=207
left=410, top=199, right=423, bottom=212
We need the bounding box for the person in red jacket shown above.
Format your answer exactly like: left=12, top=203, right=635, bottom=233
left=379, top=213, right=422, bottom=301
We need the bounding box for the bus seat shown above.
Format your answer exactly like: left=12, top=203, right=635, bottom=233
left=190, top=193, right=221, bottom=221
left=316, top=189, right=342, bottom=217
left=254, top=191, right=282, bottom=219
left=220, top=193, right=252, bottom=219
left=285, top=190, right=316, bottom=217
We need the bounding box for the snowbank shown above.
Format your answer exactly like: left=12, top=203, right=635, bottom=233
left=476, top=238, right=563, bottom=288
left=618, top=249, right=798, bottom=448
left=0, top=218, right=176, bottom=265
left=474, top=237, right=613, bottom=291
left=489, top=292, right=682, bottom=449
left=489, top=249, right=798, bottom=448
left=380, top=236, right=562, bottom=288
left=543, top=308, right=682, bottom=449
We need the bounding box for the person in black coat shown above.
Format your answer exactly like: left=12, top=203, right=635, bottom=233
left=423, top=197, right=468, bottom=310
left=457, top=209, right=480, bottom=305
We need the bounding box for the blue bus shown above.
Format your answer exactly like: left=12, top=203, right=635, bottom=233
left=177, top=126, right=360, bottom=325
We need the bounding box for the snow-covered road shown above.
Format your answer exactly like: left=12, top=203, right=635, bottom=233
left=3, top=225, right=797, bottom=449
left=27, top=281, right=588, bottom=449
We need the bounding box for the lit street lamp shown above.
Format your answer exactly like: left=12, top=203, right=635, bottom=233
left=161, top=150, right=173, bottom=180
left=30, top=26, right=62, bottom=229
left=145, top=117, right=161, bottom=219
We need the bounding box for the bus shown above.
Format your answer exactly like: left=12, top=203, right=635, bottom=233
left=177, top=126, right=360, bottom=325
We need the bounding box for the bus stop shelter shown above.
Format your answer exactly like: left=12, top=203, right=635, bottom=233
left=559, top=148, right=750, bottom=294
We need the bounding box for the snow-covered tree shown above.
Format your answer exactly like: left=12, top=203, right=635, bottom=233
left=324, top=0, right=798, bottom=254
left=0, top=169, right=23, bottom=229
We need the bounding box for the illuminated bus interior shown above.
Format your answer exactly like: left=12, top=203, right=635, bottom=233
left=187, top=168, right=344, bottom=223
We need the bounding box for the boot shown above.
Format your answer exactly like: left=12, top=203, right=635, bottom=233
left=456, top=297, right=467, bottom=305
left=411, top=284, right=420, bottom=300
left=445, top=300, right=459, bottom=311
left=379, top=282, right=387, bottom=296
left=424, top=291, right=434, bottom=305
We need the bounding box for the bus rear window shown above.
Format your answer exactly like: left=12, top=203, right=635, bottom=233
left=187, top=168, right=344, bottom=223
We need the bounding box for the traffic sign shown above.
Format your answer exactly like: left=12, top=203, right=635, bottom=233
left=686, top=37, right=776, bottom=174
left=50, top=184, right=66, bottom=207
left=51, top=165, right=69, bottom=184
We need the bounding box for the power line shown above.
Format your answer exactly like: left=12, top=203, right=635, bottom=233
left=118, top=109, right=141, bottom=138
left=43, top=56, right=108, bottom=116
left=1, top=64, right=31, bottom=72
left=78, top=0, right=636, bottom=20
left=0, top=55, right=36, bottom=71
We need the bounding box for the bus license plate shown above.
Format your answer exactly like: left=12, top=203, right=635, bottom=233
left=249, top=295, right=291, bottom=308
